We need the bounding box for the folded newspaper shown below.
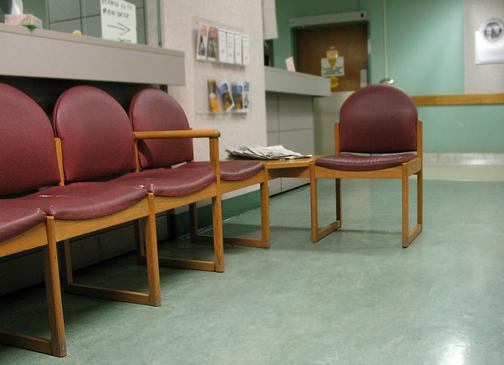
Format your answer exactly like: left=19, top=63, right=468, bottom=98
left=226, top=145, right=311, bottom=160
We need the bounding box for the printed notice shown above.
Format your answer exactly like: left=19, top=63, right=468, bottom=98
left=101, top=0, right=137, bottom=43
left=234, top=32, right=243, bottom=65
left=226, top=31, right=235, bottom=64
left=218, top=29, right=228, bottom=63
left=242, top=34, right=250, bottom=65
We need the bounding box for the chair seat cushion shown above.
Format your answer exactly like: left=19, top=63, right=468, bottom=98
left=0, top=204, right=46, bottom=243
left=179, top=161, right=264, bottom=181
left=18, top=182, right=147, bottom=220
left=116, top=168, right=215, bottom=197
left=316, top=153, right=417, bottom=171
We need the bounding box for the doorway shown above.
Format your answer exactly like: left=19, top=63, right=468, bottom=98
left=296, top=23, right=368, bottom=92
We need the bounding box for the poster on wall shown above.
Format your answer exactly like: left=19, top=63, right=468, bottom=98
left=100, top=0, right=137, bottom=43
left=475, top=18, right=504, bottom=64
left=320, top=57, right=345, bottom=77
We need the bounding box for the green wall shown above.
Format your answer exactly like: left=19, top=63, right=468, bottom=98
left=274, top=0, right=504, bottom=153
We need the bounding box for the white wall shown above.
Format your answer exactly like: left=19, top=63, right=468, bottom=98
left=161, top=0, right=267, bottom=163
left=464, top=0, right=504, bottom=93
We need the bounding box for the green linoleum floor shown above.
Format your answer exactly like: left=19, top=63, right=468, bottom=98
left=1, top=179, right=504, bottom=365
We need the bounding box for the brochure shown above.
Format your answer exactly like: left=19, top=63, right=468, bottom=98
left=218, top=80, right=234, bottom=112
left=234, top=32, right=243, bottom=65
left=226, top=31, right=235, bottom=64
left=242, top=81, right=250, bottom=112
left=231, top=82, right=243, bottom=111
left=196, top=23, right=209, bottom=60
left=218, top=28, right=227, bottom=63
left=242, top=34, right=250, bottom=65
left=207, top=26, right=218, bottom=61
left=207, top=79, right=220, bottom=113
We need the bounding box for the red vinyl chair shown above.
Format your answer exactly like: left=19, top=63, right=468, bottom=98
left=129, top=88, right=270, bottom=249
left=55, top=86, right=225, bottom=273
left=310, top=84, right=423, bottom=247
left=0, top=83, right=67, bottom=356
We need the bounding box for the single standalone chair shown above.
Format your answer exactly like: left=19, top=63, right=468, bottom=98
left=310, top=84, right=423, bottom=247
left=129, top=88, right=270, bottom=249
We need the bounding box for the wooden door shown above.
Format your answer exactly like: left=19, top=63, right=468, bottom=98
left=296, top=24, right=368, bottom=92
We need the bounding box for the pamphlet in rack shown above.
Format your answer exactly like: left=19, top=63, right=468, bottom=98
left=207, top=80, right=220, bottom=113
left=218, top=80, right=234, bottom=112
left=196, top=23, right=209, bottom=60
left=207, top=27, right=219, bottom=61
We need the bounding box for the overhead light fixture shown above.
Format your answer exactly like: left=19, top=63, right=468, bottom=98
left=379, top=0, right=395, bottom=85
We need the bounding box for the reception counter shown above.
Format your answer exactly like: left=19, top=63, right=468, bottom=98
left=265, top=67, right=330, bottom=194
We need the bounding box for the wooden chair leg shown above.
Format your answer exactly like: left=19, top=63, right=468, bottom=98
left=134, top=218, right=146, bottom=264
left=417, top=170, right=423, bottom=226
left=189, top=203, right=199, bottom=242
left=310, top=171, right=342, bottom=243
left=212, top=194, right=225, bottom=273
left=310, top=168, right=319, bottom=242
left=62, top=239, right=73, bottom=286
left=336, top=178, right=342, bottom=224
left=402, top=168, right=422, bottom=248
left=44, top=217, right=67, bottom=357
left=402, top=168, right=410, bottom=247
left=143, top=194, right=161, bottom=306
left=260, top=178, right=271, bottom=246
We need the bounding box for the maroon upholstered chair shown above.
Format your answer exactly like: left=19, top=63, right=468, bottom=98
left=310, top=84, right=423, bottom=247
left=55, top=86, right=225, bottom=273
left=0, top=83, right=66, bottom=356
left=129, top=88, right=270, bottom=250
left=47, top=85, right=161, bottom=307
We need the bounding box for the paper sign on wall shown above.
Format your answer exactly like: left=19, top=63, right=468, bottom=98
left=100, top=0, right=137, bottom=44
left=321, top=57, right=345, bottom=77
left=475, top=18, right=504, bottom=64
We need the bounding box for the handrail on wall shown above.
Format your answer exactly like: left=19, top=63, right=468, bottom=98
left=412, top=93, right=504, bottom=106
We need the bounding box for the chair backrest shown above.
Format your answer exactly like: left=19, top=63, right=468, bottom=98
left=0, top=83, right=60, bottom=196
left=53, top=86, right=135, bottom=183
left=339, top=84, right=418, bottom=153
left=129, top=88, right=194, bottom=169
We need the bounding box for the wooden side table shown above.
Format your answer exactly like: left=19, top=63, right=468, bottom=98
left=262, top=158, right=314, bottom=180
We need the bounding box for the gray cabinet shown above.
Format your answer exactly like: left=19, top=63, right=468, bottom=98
left=265, top=67, right=330, bottom=195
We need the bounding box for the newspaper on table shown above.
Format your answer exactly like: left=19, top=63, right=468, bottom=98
left=226, top=145, right=311, bottom=160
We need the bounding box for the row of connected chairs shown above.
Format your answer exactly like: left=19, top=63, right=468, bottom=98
left=0, top=83, right=422, bottom=357
left=0, top=83, right=269, bottom=357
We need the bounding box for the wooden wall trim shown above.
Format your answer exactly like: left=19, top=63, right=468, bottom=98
left=412, top=94, right=504, bottom=106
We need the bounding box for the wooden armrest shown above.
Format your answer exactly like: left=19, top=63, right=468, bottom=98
left=134, top=130, right=220, bottom=139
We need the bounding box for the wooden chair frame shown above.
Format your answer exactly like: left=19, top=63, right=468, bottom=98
left=54, top=138, right=161, bottom=307
left=133, top=130, right=225, bottom=272
left=189, top=167, right=270, bottom=249
left=310, top=121, right=423, bottom=248
left=0, top=219, right=66, bottom=357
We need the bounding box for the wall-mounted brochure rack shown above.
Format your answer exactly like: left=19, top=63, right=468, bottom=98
left=194, top=17, right=250, bottom=66
left=193, top=17, right=251, bottom=115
